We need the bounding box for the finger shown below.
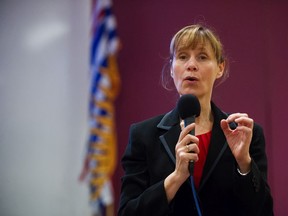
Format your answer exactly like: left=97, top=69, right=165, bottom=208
left=185, top=143, right=200, bottom=154
left=234, top=125, right=253, bottom=134
left=178, top=135, right=199, bottom=150
left=178, top=123, right=196, bottom=142
left=220, top=119, right=231, bottom=133
left=226, top=113, right=248, bottom=123
left=235, top=117, right=254, bottom=128
left=185, top=144, right=190, bottom=152
left=180, top=120, right=184, bottom=130
left=178, top=151, right=199, bottom=163
left=177, top=143, right=200, bottom=160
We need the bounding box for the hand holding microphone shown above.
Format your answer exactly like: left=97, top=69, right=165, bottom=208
left=177, top=94, right=201, bottom=175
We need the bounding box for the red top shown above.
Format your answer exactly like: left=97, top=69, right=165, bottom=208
left=194, top=131, right=212, bottom=189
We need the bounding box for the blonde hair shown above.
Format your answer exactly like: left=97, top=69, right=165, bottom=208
left=162, top=24, right=229, bottom=90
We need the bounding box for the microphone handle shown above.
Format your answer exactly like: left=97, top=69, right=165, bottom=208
left=184, top=117, right=196, bottom=175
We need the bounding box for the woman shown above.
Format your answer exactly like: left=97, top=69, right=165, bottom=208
left=118, top=24, right=273, bottom=216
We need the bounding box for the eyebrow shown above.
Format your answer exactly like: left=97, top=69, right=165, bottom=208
left=176, top=46, right=209, bottom=54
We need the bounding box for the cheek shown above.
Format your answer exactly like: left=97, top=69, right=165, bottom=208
left=171, top=66, right=181, bottom=83
left=172, top=63, right=193, bottom=92
left=171, top=63, right=183, bottom=77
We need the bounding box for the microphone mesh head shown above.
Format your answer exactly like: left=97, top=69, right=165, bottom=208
left=177, top=94, right=201, bottom=119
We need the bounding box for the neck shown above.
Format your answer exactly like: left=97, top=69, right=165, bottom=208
left=195, top=98, right=213, bottom=134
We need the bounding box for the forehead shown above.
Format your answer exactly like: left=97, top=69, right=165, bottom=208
left=175, top=30, right=205, bottom=47
left=174, top=32, right=213, bottom=52
left=175, top=41, right=213, bottom=54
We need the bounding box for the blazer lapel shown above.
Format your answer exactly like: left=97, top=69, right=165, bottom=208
left=157, top=109, right=180, bottom=165
left=198, top=103, right=229, bottom=192
left=198, top=126, right=227, bottom=192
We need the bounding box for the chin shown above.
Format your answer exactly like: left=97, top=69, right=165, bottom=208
left=179, top=90, right=198, bottom=97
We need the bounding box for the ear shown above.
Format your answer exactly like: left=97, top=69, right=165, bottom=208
left=216, top=62, right=225, bottom=79
left=170, top=69, right=174, bottom=77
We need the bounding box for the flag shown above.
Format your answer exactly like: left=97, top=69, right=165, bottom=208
left=79, top=0, right=120, bottom=215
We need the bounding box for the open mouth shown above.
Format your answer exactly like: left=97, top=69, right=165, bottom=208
left=184, top=76, right=198, bottom=82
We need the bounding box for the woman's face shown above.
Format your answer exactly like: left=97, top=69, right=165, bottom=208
left=171, top=42, right=224, bottom=100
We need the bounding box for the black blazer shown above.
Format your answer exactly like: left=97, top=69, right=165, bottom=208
left=118, top=103, right=273, bottom=216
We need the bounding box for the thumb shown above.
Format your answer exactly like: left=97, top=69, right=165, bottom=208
left=220, top=119, right=230, bottom=134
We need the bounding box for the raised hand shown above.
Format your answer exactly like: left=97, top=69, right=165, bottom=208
left=220, top=113, right=253, bottom=173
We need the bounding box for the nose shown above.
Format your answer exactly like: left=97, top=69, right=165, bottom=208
left=186, top=58, right=198, bottom=71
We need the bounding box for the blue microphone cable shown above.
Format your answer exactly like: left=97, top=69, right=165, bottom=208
left=190, top=176, right=202, bottom=216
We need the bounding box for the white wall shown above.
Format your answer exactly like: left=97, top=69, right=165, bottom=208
left=0, top=0, right=91, bottom=215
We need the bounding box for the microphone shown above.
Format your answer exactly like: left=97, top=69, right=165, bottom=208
left=177, top=94, right=201, bottom=175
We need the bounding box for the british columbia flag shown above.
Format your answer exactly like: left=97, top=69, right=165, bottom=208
left=79, top=0, right=120, bottom=215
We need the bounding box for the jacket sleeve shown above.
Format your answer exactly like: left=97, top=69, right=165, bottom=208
left=233, top=124, right=274, bottom=216
left=118, top=124, right=171, bottom=216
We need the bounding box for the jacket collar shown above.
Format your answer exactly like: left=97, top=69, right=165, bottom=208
left=157, top=108, right=181, bottom=164
left=157, top=108, right=180, bottom=130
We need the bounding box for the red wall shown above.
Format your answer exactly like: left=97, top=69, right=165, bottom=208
left=113, top=1, right=288, bottom=215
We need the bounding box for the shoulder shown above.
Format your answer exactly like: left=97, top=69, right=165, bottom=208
left=130, top=114, right=166, bottom=131
left=126, top=114, right=168, bottom=149
left=130, top=107, right=179, bottom=132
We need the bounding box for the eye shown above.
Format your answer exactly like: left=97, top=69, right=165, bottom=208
left=197, top=53, right=208, bottom=61
left=177, top=53, right=188, bottom=61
